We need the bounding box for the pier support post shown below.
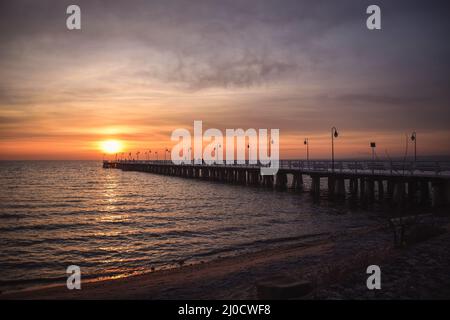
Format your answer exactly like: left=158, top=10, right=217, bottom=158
left=232, top=169, right=237, bottom=183
left=446, top=181, right=450, bottom=206
left=327, top=176, right=335, bottom=198
left=335, top=178, right=346, bottom=199
left=262, top=175, right=267, bottom=187
left=268, top=175, right=274, bottom=188
left=276, top=172, right=288, bottom=190
left=419, top=181, right=430, bottom=205
left=365, top=179, right=375, bottom=204
left=228, top=169, right=235, bottom=183
left=377, top=180, right=384, bottom=201
left=249, top=171, right=260, bottom=186
left=247, top=170, right=253, bottom=185
left=359, top=178, right=366, bottom=201
left=393, top=181, right=406, bottom=207
left=311, top=175, right=320, bottom=199
left=431, top=181, right=446, bottom=208
left=387, top=179, right=395, bottom=203
left=239, top=170, right=247, bottom=185
left=292, top=173, right=303, bottom=191
left=408, top=180, right=417, bottom=205
left=349, top=178, right=358, bottom=197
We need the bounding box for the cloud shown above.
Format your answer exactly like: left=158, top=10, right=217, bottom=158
left=0, top=0, right=449, bottom=158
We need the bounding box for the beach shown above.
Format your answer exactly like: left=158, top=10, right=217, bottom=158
left=4, top=218, right=449, bottom=300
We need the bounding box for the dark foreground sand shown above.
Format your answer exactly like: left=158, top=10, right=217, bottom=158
left=3, top=219, right=450, bottom=300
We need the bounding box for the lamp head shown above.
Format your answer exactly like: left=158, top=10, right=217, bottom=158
left=334, top=130, right=339, bottom=138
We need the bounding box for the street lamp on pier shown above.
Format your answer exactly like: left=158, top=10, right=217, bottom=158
left=370, top=142, right=376, bottom=161
left=164, top=148, right=170, bottom=162
left=410, top=131, right=417, bottom=162
left=304, top=138, right=309, bottom=165
left=370, top=142, right=376, bottom=174
left=331, top=127, right=339, bottom=172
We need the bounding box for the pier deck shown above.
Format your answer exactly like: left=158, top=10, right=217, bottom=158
left=103, top=160, right=450, bottom=208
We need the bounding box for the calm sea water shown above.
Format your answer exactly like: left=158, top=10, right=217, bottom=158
left=0, top=161, right=379, bottom=292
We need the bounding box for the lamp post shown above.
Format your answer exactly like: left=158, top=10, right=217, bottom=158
left=271, top=138, right=274, bottom=165
left=331, top=127, right=339, bottom=172
left=370, top=142, right=376, bottom=174
left=216, top=144, right=221, bottom=163
left=304, top=138, right=309, bottom=165
left=370, top=142, right=376, bottom=161
left=165, top=148, right=170, bottom=162
left=155, top=151, right=158, bottom=161
left=411, top=131, right=417, bottom=162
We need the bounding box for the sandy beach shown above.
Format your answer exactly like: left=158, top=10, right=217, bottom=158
left=4, top=217, right=449, bottom=300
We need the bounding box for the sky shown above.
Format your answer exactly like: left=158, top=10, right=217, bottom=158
left=0, top=0, right=449, bottom=160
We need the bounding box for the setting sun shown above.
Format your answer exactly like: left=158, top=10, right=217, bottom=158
left=100, top=140, right=123, bottom=154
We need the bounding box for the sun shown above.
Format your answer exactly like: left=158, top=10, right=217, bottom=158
left=100, top=140, right=123, bottom=154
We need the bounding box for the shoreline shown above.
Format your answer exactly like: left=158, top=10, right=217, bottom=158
left=2, top=224, right=389, bottom=299
left=3, top=220, right=449, bottom=300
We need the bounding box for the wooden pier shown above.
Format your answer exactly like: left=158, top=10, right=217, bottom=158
left=103, top=160, right=450, bottom=208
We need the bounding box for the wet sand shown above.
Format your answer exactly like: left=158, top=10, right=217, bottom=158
left=3, top=220, right=449, bottom=300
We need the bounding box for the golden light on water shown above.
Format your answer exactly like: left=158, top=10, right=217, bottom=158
left=100, top=140, right=123, bottom=154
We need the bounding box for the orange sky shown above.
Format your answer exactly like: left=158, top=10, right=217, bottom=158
left=1, top=118, right=448, bottom=160
left=1, top=1, right=449, bottom=160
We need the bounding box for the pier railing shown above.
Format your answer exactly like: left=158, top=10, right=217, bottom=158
left=104, top=160, right=450, bottom=177
left=281, top=160, right=450, bottom=177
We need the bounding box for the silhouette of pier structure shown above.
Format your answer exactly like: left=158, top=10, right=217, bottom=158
left=103, top=160, right=450, bottom=208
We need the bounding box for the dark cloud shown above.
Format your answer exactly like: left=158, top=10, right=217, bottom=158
left=1, top=0, right=448, bottom=90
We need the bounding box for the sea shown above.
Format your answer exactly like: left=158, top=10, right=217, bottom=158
left=0, top=160, right=382, bottom=292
